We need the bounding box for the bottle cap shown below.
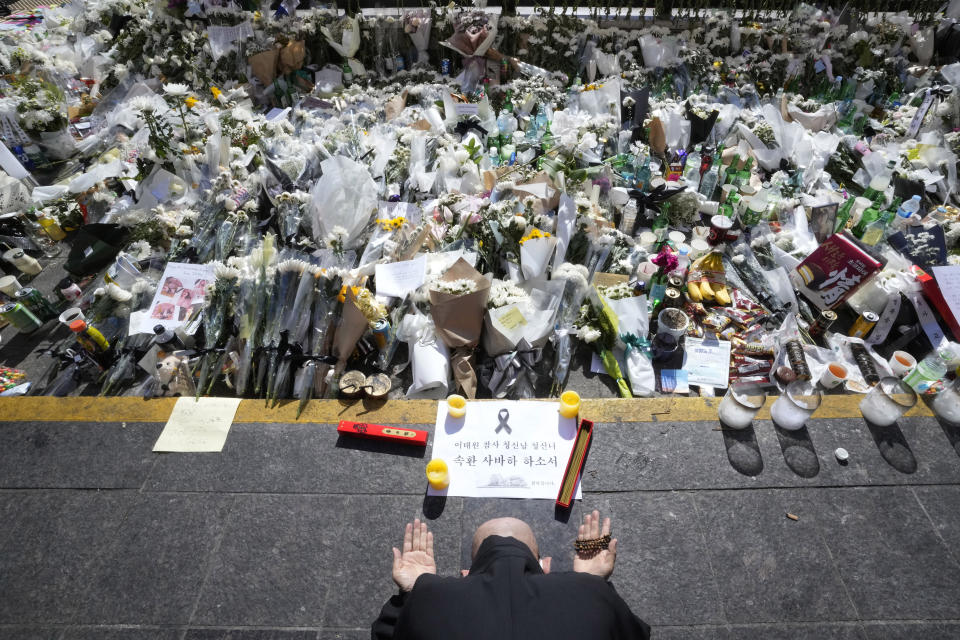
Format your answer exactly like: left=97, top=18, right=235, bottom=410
left=68, top=319, right=87, bottom=332
left=58, top=277, right=73, bottom=289
left=835, top=447, right=850, bottom=462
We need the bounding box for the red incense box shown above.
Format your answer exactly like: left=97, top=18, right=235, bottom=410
left=336, top=420, right=429, bottom=447
left=556, top=419, right=594, bottom=509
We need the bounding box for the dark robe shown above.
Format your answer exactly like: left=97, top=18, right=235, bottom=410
left=372, top=535, right=651, bottom=640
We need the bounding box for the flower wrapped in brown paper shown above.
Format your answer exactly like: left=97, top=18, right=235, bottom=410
left=648, top=116, right=667, bottom=157
left=278, top=40, right=306, bottom=75
left=331, top=288, right=370, bottom=375
left=429, top=257, right=491, bottom=399
left=249, top=48, right=280, bottom=87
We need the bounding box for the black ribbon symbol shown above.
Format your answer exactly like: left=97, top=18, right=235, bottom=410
left=495, top=408, right=512, bottom=435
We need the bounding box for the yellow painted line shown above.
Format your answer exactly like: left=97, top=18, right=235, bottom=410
left=0, top=394, right=933, bottom=424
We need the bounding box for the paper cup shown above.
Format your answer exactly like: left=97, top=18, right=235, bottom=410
left=0, top=275, right=22, bottom=296
left=698, top=200, right=719, bottom=216
left=636, top=261, right=658, bottom=285
left=691, top=226, right=711, bottom=241
left=638, top=231, right=657, bottom=252
left=819, top=362, right=848, bottom=389
left=609, top=187, right=630, bottom=207
left=58, top=307, right=85, bottom=326
left=689, top=239, right=710, bottom=260
left=667, top=230, right=686, bottom=246
left=657, top=308, right=690, bottom=339
left=889, top=351, right=916, bottom=377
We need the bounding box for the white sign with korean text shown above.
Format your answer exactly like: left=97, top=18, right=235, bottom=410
left=429, top=401, right=582, bottom=500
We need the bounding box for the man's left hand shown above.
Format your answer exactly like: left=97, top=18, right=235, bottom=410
left=392, top=518, right=437, bottom=592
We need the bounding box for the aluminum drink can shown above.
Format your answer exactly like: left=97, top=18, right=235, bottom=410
left=372, top=318, right=391, bottom=351
left=441, top=58, right=451, bottom=76
left=0, top=302, right=42, bottom=333
left=14, top=287, right=56, bottom=320
left=848, top=311, right=879, bottom=339
left=808, top=309, right=837, bottom=339
left=663, top=288, right=682, bottom=309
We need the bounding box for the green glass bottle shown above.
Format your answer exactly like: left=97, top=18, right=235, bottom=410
left=737, top=157, right=754, bottom=184
left=852, top=195, right=885, bottom=239
left=652, top=202, right=670, bottom=243
left=834, top=195, right=855, bottom=233
left=861, top=197, right=901, bottom=246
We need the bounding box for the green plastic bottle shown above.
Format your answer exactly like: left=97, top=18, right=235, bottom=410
left=904, top=350, right=953, bottom=394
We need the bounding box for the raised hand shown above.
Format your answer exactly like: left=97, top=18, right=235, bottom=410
left=572, top=509, right=618, bottom=579
left=392, top=518, right=437, bottom=592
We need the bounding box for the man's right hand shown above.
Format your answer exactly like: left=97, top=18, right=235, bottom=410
left=392, top=518, right=437, bottom=592
left=573, top=510, right=618, bottom=579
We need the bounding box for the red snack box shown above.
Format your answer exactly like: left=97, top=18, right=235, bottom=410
left=337, top=420, right=429, bottom=447
left=790, top=233, right=883, bottom=310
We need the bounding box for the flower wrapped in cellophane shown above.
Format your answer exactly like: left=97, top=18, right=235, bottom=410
left=575, top=287, right=632, bottom=398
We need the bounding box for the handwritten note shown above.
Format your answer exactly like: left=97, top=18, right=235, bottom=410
left=375, top=255, right=427, bottom=298
left=153, top=397, right=242, bottom=452
left=683, top=336, right=731, bottom=389
left=497, top=307, right=527, bottom=330
left=933, top=265, right=960, bottom=331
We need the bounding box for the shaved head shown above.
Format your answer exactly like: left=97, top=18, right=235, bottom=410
left=472, top=517, right=539, bottom=559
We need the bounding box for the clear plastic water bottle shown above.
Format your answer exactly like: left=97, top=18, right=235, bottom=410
left=903, top=349, right=953, bottom=394
left=895, top=194, right=922, bottom=225
left=683, top=146, right=701, bottom=187
left=488, top=146, right=500, bottom=168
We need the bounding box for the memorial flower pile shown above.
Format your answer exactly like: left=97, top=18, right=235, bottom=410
left=0, top=1, right=959, bottom=403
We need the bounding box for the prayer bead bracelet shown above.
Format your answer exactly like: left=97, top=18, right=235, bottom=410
left=574, top=534, right=611, bottom=553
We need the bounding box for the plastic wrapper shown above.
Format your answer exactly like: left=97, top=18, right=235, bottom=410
left=309, top=156, right=378, bottom=250
left=482, top=279, right=563, bottom=356
left=607, top=295, right=654, bottom=397
left=397, top=310, right=450, bottom=399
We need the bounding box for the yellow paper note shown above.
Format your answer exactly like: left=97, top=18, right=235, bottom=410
left=498, top=307, right=527, bottom=330
left=153, top=397, right=242, bottom=452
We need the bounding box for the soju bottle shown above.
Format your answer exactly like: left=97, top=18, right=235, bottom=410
left=834, top=195, right=855, bottom=233
left=852, top=195, right=885, bottom=239
left=721, top=153, right=740, bottom=184
left=737, top=157, right=754, bottom=184
left=861, top=197, right=901, bottom=246
left=652, top=202, right=670, bottom=243
left=342, top=62, right=353, bottom=86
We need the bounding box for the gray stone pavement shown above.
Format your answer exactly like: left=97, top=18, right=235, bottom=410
left=1, top=410, right=960, bottom=639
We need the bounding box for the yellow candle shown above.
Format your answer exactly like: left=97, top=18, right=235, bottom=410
left=559, top=390, right=581, bottom=418
left=426, top=459, right=450, bottom=490
left=447, top=394, right=466, bottom=418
